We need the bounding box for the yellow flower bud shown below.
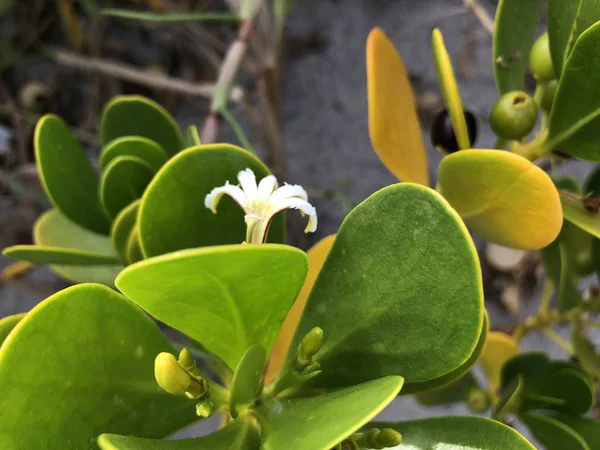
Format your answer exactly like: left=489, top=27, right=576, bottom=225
left=154, top=352, right=192, bottom=396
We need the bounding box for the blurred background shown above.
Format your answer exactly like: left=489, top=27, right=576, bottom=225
left=0, top=0, right=595, bottom=440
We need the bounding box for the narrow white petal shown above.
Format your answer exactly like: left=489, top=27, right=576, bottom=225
left=273, top=197, right=317, bottom=233
left=257, top=175, right=278, bottom=201
left=269, top=183, right=308, bottom=203
left=204, top=183, right=247, bottom=213
left=237, top=168, right=258, bottom=201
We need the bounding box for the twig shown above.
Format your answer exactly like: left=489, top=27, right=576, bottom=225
left=44, top=47, right=243, bottom=102
left=221, top=107, right=255, bottom=153
left=101, top=9, right=240, bottom=23
left=542, top=327, right=574, bottom=354
left=0, top=262, right=38, bottom=284
left=464, top=0, right=494, bottom=35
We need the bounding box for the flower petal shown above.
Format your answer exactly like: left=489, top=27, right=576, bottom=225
left=270, top=183, right=309, bottom=204
left=275, top=197, right=318, bottom=233
left=237, top=168, right=258, bottom=201
left=204, top=182, right=247, bottom=213
left=257, top=175, right=278, bottom=201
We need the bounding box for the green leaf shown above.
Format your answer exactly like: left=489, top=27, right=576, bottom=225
left=100, top=156, right=155, bottom=218
left=116, top=244, right=307, bottom=370
left=100, top=136, right=168, bottom=172
left=548, top=22, right=600, bottom=161
left=373, top=416, right=535, bottom=450
left=0, top=284, right=197, bottom=449
left=100, top=96, right=184, bottom=156
left=138, top=144, right=285, bottom=257
left=100, top=9, right=239, bottom=23
left=183, top=125, right=201, bottom=147
left=493, top=0, right=542, bottom=94
left=521, top=412, right=589, bottom=450
left=286, top=183, right=484, bottom=393
left=551, top=414, right=600, bottom=449
left=126, top=227, right=143, bottom=264
left=541, top=241, right=581, bottom=313
left=33, top=209, right=122, bottom=285
left=230, top=344, right=266, bottom=418
left=35, top=114, right=111, bottom=234
left=262, top=376, right=403, bottom=450
left=501, top=352, right=550, bottom=388
left=0, top=313, right=25, bottom=347
left=548, top=0, right=600, bottom=77
left=572, top=321, right=600, bottom=377
left=494, top=375, right=524, bottom=420
left=529, top=368, right=595, bottom=414
left=414, top=372, right=479, bottom=407
left=98, top=418, right=261, bottom=450
left=3, top=245, right=120, bottom=265
left=111, top=200, right=140, bottom=263
left=560, top=191, right=600, bottom=238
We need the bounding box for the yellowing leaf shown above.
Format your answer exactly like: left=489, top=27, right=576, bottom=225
left=431, top=28, right=470, bottom=150
left=265, top=234, right=335, bottom=383
left=438, top=150, right=562, bottom=250
left=366, top=28, right=429, bottom=186
left=480, top=331, right=519, bottom=397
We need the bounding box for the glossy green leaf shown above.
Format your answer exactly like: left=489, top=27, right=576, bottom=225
left=35, top=114, right=110, bottom=234
left=183, top=125, right=201, bottom=147
left=374, top=416, right=535, bottom=450
left=521, top=412, right=589, bottom=450
left=100, top=96, right=184, bottom=156
left=561, top=191, right=600, bottom=238
left=230, top=344, right=266, bottom=418
left=414, top=372, right=479, bottom=407
left=33, top=209, right=122, bottom=285
left=111, top=200, right=140, bottom=263
left=262, top=376, right=403, bottom=450
left=100, top=156, right=155, bottom=218
left=501, top=352, right=550, bottom=388
left=116, top=244, right=307, bottom=370
left=494, top=375, right=524, bottom=420
left=98, top=419, right=260, bottom=450
left=493, top=0, right=542, bottom=93
left=3, top=245, right=120, bottom=265
left=551, top=414, right=600, bottom=449
left=530, top=368, right=595, bottom=414
left=438, top=150, right=562, bottom=250
left=0, top=284, right=196, bottom=449
left=138, top=144, right=285, bottom=257
left=0, top=313, right=25, bottom=347
left=548, top=0, right=600, bottom=77
left=431, top=28, right=470, bottom=149
left=100, top=137, right=168, bottom=172
left=548, top=22, right=600, bottom=161
left=573, top=321, right=600, bottom=377
left=541, top=240, right=581, bottom=313
left=126, top=227, right=143, bottom=265
left=286, top=183, right=483, bottom=393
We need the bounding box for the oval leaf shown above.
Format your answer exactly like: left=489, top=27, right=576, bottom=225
left=494, top=375, right=525, bottom=419
left=366, top=28, right=429, bottom=185
left=551, top=414, right=600, bottom=449
left=126, top=227, right=143, bottom=265
left=116, top=244, right=308, bottom=370
left=33, top=209, right=122, bottom=285
left=438, top=150, right=562, bottom=250
left=0, top=312, right=25, bottom=347
left=111, top=200, right=140, bottom=263
left=521, top=412, right=589, bottom=450
left=0, top=284, right=196, bottom=449
left=285, top=183, right=484, bottom=392
left=431, top=28, right=470, bottom=149
left=572, top=321, right=600, bottom=377
left=230, top=344, right=267, bottom=418
left=493, top=0, right=542, bottom=94
left=480, top=331, right=519, bottom=395
left=266, top=234, right=336, bottom=383
left=183, top=125, right=201, bottom=147
left=262, top=376, right=403, bottom=450
left=100, top=136, right=168, bottom=172
left=3, top=245, right=120, bottom=266
left=561, top=190, right=600, bottom=238
left=100, top=156, right=155, bottom=218
left=138, top=144, right=285, bottom=258
left=35, top=115, right=110, bottom=234
left=373, top=416, right=535, bottom=450
left=100, top=96, right=183, bottom=156
left=548, top=22, right=600, bottom=161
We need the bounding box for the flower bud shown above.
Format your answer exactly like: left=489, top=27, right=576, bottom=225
left=155, top=352, right=192, bottom=396
left=529, top=33, right=555, bottom=82
left=376, top=428, right=402, bottom=447
left=296, top=327, right=324, bottom=369
left=468, top=387, right=491, bottom=413
left=178, top=348, right=196, bottom=371
left=196, top=401, right=214, bottom=418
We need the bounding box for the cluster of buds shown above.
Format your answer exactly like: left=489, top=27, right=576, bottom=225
left=154, top=348, right=213, bottom=417
left=331, top=428, right=402, bottom=450
left=295, top=326, right=324, bottom=376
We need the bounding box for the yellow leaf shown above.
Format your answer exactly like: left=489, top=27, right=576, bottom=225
left=480, top=331, right=519, bottom=397
left=431, top=28, right=470, bottom=150
left=265, top=235, right=336, bottom=383
left=366, top=28, right=429, bottom=186
left=438, top=150, right=562, bottom=250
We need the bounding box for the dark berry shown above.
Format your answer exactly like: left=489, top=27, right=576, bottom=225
left=431, top=109, right=478, bottom=153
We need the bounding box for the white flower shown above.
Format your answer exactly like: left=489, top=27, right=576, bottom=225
left=204, top=168, right=317, bottom=243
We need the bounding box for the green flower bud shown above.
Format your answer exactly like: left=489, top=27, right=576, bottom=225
left=296, top=327, right=324, bottom=369
left=540, top=79, right=558, bottom=113
left=178, top=347, right=196, bottom=371
left=338, top=440, right=359, bottom=450
left=376, top=428, right=402, bottom=447
left=468, top=387, right=491, bottom=413
left=490, top=91, right=538, bottom=140
left=529, top=33, right=555, bottom=81
left=196, top=401, right=214, bottom=418
left=155, top=352, right=192, bottom=396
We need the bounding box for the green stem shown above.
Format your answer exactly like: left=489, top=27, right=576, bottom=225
left=209, top=381, right=231, bottom=410
left=538, top=279, right=554, bottom=317
left=493, top=137, right=507, bottom=150
left=100, top=9, right=240, bottom=23
left=511, top=129, right=551, bottom=161
left=542, top=327, right=573, bottom=354
left=221, top=107, right=255, bottom=153
left=533, top=82, right=546, bottom=108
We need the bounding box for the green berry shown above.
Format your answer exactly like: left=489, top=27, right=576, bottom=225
left=529, top=33, right=555, bottom=81
left=540, top=79, right=558, bottom=113
left=490, top=91, right=538, bottom=140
